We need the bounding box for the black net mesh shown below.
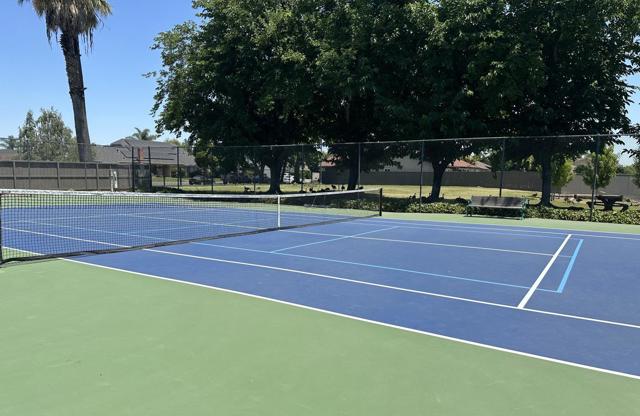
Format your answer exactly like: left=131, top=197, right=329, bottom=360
left=0, top=188, right=382, bottom=264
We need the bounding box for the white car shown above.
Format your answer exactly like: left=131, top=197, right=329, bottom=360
left=282, top=173, right=295, bottom=184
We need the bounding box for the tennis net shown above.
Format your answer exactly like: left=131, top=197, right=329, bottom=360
left=0, top=188, right=382, bottom=264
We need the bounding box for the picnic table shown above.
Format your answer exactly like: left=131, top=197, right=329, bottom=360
left=586, top=194, right=629, bottom=211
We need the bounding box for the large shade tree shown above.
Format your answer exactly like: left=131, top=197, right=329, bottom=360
left=400, top=0, right=528, bottom=201
left=150, top=0, right=317, bottom=193
left=503, top=0, right=640, bottom=205
left=18, top=0, right=112, bottom=162
left=309, top=0, right=417, bottom=189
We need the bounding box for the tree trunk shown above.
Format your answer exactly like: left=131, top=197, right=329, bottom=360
left=60, top=32, right=92, bottom=162
left=539, top=152, right=553, bottom=206
left=427, top=160, right=448, bottom=203
left=267, top=150, right=286, bottom=194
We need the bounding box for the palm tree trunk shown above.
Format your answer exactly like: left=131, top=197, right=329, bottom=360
left=60, top=31, right=92, bottom=162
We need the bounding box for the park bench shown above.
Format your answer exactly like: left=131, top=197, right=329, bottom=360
left=466, top=196, right=528, bottom=220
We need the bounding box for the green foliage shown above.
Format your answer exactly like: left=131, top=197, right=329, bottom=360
left=0, top=135, right=19, bottom=150
left=579, top=146, right=619, bottom=189
left=498, top=0, right=640, bottom=204
left=385, top=198, right=640, bottom=225
left=17, top=109, right=78, bottom=161
left=551, top=157, right=574, bottom=188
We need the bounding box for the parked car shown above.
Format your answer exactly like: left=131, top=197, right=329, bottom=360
left=282, top=173, right=295, bottom=184
left=189, top=175, right=214, bottom=185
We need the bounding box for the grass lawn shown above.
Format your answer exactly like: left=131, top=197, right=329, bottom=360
left=158, top=180, right=637, bottom=212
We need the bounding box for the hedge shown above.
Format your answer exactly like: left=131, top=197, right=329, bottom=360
left=379, top=198, right=640, bottom=225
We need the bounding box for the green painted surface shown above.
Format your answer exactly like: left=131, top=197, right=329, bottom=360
left=1, top=260, right=638, bottom=415
left=382, top=212, right=640, bottom=234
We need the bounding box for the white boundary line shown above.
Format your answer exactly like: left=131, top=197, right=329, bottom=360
left=360, top=217, right=640, bottom=241
left=61, top=258, right=640, bottom=381
left=5, top=228, right=639, bottom=330
left=517, top=234, right=572, bottom=309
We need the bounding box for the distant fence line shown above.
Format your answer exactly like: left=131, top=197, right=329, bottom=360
left=321, top=168, right=640, bottom=199
left=0, top=160, right=638, bottom=200
left=0, top=161, right=132, bottom=191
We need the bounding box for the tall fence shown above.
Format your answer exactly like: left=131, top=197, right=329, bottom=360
left=0, top=161, right=132, bottom=191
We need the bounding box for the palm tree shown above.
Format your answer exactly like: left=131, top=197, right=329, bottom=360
left=0, top=136, right=19, bottom=150
left=129, top=127, right=158, bottom=141
left=18, top=0, right=111, bottom=162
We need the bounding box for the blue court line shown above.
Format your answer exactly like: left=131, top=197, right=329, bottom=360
left=270, top=226, right=399, bottom=253
left=556, top=239, right=584, bottom=293
left=194, top=241, right=558, bottom=293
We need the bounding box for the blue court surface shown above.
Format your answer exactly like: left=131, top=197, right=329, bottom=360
left=5, top=212, right=640, bottom=379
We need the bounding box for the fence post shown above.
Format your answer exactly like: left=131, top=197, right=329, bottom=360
left=589, top=137, right=601, bottom=222
left=357, top=142, right=362, bottom=189
left=499, top=138, right=506, bottom=197
left=27, top=161, right=31, bottom=189
left=300, top=145, right=305, bottom=192
left=56, top=162, right=61, bottom=190
left=131, top=147, right=136, bottom=192
left=252, top=147, right=257, bottom=193
left=95, top=163, right=100, bottom=190
left=148, top=146, right=153, bottom=191
left=177, top=147, right=181, bottom=190
left=419, top=141, right=425, bottom=208
left=11, top=161, right=16, bottom=189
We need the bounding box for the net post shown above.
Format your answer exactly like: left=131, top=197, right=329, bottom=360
left=277, top=195, right=281, bottom=227
left=499, top=138, right=506, bottom=197
left=379, top=188, right=383, bottom=217
left=589, top=137, right=601, bottom=222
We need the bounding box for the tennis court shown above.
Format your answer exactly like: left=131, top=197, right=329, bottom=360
left=1, top=188, right=639, bottom=415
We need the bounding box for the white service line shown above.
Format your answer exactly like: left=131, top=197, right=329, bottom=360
left=271, top=226, right=399, bottom=253
left=517, top=234, right=573, bottom=309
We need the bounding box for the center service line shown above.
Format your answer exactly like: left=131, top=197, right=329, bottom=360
left=517, top=234, right=572, bottom=309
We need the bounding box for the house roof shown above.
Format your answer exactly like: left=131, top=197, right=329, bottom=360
left=92, top=139, right=197, bottom=167
left=449, top=160, right=491, bottom=171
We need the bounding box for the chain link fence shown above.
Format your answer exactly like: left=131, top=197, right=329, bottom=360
left=0, top=135, right=638, bottom=219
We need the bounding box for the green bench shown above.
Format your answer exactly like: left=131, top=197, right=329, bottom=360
left=466, top=196, right=528, bottom=220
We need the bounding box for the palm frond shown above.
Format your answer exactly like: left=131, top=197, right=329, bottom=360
left=18, top=0, right=112, bottom=46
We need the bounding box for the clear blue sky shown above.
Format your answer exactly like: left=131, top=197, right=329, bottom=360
left=1, top=1, right=639, bottom=162
left=0, top=0, right=197, bottom=144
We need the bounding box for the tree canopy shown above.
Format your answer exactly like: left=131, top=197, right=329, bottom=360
left=150, top=0, right=640, bottom=195
left=17, top=108, right=79, bottom=162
